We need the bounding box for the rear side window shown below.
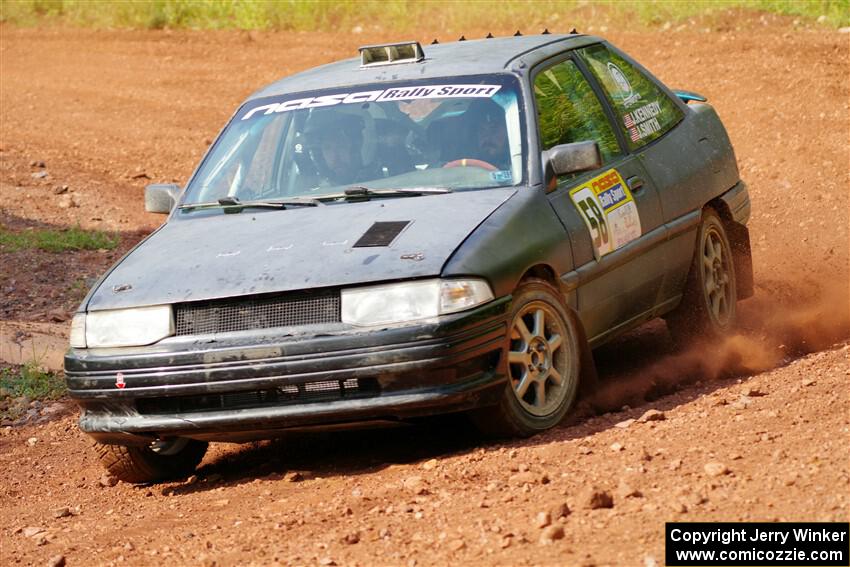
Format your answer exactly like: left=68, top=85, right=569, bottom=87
left=579, top=45, right=683, bottom=150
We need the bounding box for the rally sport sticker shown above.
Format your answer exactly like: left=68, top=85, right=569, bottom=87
left=569, top=168, right=641, bottom=259
left=241, top=84, right=502, bottom=121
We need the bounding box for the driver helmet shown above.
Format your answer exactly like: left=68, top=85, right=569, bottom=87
left=464, top=98, right=509, bottom=167
left=303, top=110, right=365, bottom=183
left=464, top=98, right=505, bottom=130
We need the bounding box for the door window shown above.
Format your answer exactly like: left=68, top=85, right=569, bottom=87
left=578, top=45, right=683, bottom=150
left=533, top=58, right=622, bottom=184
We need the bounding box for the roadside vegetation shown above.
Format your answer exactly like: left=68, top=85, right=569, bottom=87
left=1, top=0, right=847, bottom=30
left=0, top=225, right=118, bottom=253
left=0, top=362, right=66, bottom=422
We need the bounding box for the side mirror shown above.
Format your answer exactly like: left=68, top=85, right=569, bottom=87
left=543, top=141, right=602, bottom=192
left=145, top=184, right=181, bottom=214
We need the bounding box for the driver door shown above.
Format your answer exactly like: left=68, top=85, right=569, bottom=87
left=533, top=55, right=667, bottom=344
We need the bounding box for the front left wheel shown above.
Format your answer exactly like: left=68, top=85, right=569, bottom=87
left=471, top=278, right=581, bottom=437
left=95, top=438, right=208, bottom=484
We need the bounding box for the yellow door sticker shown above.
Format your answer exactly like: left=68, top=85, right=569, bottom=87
left=569, top=168, right=642, bottom=259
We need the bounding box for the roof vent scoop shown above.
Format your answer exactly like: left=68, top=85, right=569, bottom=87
left=359, top=41, right=425, bottom=67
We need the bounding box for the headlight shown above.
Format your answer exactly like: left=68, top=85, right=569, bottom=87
left=341, top=278, right=494, bottom=326
left=71, top=305, right=174, bottom=348
left=69, top=313, right=87, bottom=348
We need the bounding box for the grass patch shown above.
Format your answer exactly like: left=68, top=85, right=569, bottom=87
left=0, top=0, right=847, bottom=30
left=602, top=0, right=849, bottom=27
left=0, top=362, right=66, bottom=421
left=0, top=362, right=66, bottom=400
left=0, top=225, right=119, bottom=253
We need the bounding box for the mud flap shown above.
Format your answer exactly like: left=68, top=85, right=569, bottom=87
left=727, top=222, right=754, bottom=300
left=715, top=182, right=754, bottom=300
left=572, top=310, right=599, bottom=401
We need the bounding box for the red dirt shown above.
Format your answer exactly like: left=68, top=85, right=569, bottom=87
left=1, top=14, right=848, bottom=566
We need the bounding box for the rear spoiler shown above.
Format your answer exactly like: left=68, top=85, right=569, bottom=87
left=673, top=89, right=707, bottom=103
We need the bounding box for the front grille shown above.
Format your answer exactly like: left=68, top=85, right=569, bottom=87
left=174, top=289, right=340, bottom=335
left=136, top=378, right=379, bottom=415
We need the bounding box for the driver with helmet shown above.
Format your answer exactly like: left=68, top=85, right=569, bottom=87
left=303, top=111, right=379, bottom=188
left=445, top=99, right=512, bottom=172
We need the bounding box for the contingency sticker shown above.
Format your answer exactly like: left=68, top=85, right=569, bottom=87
left=569, top=168, right=641, bottom=259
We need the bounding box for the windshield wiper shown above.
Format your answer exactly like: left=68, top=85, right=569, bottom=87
left=347, top=186, right=453, bottom=198
left=179, top=196, right=321, bottom=211
left=180, top=187, right=452, bottom=210
left=315, top=186, right=453, bottom=202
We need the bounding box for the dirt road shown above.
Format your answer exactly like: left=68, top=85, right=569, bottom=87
left=1, top=13, right=848, bottom=566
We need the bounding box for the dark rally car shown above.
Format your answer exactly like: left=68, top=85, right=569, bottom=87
left=65, top=33, right=753, bottom=483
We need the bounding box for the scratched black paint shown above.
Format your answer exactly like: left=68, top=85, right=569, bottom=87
left=65, top=33, right=752, bottom=444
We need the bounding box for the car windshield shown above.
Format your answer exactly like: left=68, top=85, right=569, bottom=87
left=182, top=74, right=525, bottom=206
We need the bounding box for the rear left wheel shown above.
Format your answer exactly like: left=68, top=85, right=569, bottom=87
left=666, top=208, right=737, bottom=345
left=472, top=279, right=581, bottom=437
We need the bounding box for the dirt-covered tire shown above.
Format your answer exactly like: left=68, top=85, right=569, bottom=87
left=471, top=278, right=581, bottom=437
left=666, top=207, right=738, bottom=345
left=95, top=438, right=208, bottom=484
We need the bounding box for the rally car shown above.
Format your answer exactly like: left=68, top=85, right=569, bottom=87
left=65, top=33, right=753, bottom=483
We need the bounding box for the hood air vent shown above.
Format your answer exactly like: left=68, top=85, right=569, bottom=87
left=353, top=221, right=411, bottom=248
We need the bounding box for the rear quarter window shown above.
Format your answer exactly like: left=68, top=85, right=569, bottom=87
left=579, top=45, right=684, bottom=150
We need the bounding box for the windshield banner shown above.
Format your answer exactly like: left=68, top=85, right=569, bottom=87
left=241, top=84, right=502, bottom=120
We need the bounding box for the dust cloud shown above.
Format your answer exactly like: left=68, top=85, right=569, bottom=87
left=587, top=276, right=849, bottom=413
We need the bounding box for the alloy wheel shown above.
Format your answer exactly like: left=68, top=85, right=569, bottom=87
left=700, top=226, right=734, bottom=326
left=507, top=301, right=570, bottom=416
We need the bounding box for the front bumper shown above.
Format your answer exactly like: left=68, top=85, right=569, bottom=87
left=65, top=298, right=510, bottom=444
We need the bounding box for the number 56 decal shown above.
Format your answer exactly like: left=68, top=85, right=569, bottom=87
left=569, top=168, right=642, bottom=259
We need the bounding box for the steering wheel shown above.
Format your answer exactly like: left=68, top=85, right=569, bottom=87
left=443, top=158, right=499, bottom=171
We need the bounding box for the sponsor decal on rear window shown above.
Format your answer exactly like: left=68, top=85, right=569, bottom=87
left=607, top=62, right=641, bottom=107
left=241, top=84, right=502, bottom=121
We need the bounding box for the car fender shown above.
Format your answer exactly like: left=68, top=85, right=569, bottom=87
left=441, top=187, right=575, bottom=303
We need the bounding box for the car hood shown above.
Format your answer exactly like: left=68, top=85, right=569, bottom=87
left=88, top=189, right=517, bottom=311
